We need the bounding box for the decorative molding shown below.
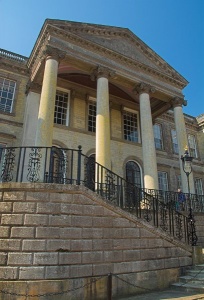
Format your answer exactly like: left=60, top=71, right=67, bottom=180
left=43, top=45, right=66, bottom=62
left=29, top=24, right=187, bottom=90
left=0, top=118, right=23, bottom=127
left=0, top=59, right=29, bottom=76
left=133, top=82, right=155, bottom=95
left=91, top=66, right=116, bottom=80
left=171, top=97, right=187, bottom=108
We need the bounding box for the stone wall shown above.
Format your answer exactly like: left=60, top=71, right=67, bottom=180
left=0, top=183, right=193, bottom=299
left=195, top=213, right=204, bottom=247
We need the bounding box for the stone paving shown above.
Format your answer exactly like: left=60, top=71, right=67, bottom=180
left=117, top=289, right=204, bottom=300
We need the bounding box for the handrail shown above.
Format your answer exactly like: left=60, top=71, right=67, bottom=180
left=0, top=146, right=199, bottom=245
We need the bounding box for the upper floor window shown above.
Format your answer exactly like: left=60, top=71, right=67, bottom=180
left=0, top=77, right=16, bottom=113
left=171, top=129, right=179, bottom=154
left=188, top=134, right=198, bottom=158
left=123, top=110, right=139, bottom=143
left=54, top=90, right=70, bottom=126
left=158, top=171, right=168, bottom=191
left=88, top=101, right=96, bottom=133
left=153, top=124, right=163, bottom=150
left=195, top=178, right=203, bottom=195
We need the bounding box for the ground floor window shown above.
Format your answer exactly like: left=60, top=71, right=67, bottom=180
left=158, top=171, right=168, bottom=191
left=126, top=161, right=142, bottom=188
left=195, top=178, right=203, bottom=195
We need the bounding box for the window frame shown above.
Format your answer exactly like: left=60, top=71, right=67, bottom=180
left=188, top=134, right=198, bottom=158
left=171, top=129, right=179, bottom=155
left=153, top=123, right=163, bottom=150
left=158, top=171, right=169, bottom=192
left=195, top=178, right=203, bottom=195
left=0, top=77, right=16, bottom=114
left=54, top=88, right=70, bottom=126
left=87, top=97, right=96, bottom=133
left=123, top=108, right=140, bottom=143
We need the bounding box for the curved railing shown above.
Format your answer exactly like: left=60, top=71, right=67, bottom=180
left=0, top=146, right=199, bottom=245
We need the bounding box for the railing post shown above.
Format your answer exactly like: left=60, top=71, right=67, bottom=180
left=77, top=145, right=82, bottom=185
left=107, top=273, right=112, bottom=300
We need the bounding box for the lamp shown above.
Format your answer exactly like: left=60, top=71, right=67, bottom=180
left=181, top=147, right=197, bottom=246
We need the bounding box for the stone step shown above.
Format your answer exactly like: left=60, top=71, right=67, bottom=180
left=179, top=275, right=204, bottom=284
left=172, top=282, right=204, bottom=293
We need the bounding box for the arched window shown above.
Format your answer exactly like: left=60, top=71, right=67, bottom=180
left=126, top=161, right=141, bottom=188
left=48, top=146, right=68, bottom=184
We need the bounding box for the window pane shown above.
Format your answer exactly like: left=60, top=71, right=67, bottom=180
left=188, top=134, right=197, bottom=158
left=153, top=124, right=163, bottom=150
left=171, top=129, right=179, bottom=154
left=195, top=178, right=203, bottom=195
left=0, top=77, right=16, bottom=113
left=88, top=101, right=96, bottom=132
left=158, top=171, right=168, bottom=191
left=123, top=111, right=138, bottom=143
left=54, top=90, right=69, bottom=126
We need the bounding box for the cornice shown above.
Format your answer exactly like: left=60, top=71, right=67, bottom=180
left=0, top=59, right=29, bottom=76
left=29, top=24, right=187, bottom=90
left=53, top=23, right=188, bottom=84
left=0, top=118, right=23, bottom=127
left=50, top=26, right=186, bottom=89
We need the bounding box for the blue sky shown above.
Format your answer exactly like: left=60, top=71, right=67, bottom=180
left=1, top=0, right=203, bottom=117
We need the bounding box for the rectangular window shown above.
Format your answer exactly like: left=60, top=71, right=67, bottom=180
left=123, top=110, right=139, bottom=143
left=88, top=101, right=96, bottom=132
left=0, top=77, right=16, bottom=113
left=188, top=134, right=198, bottom=158
left=54, top=90, right=70, bottom=126
left=171, top=129, right=179, bottom=154
left=153, top=124, right=163, bottom=150
left=158, top=171, right=168, bottom=191
left=195, top=178, right=203, bottom=195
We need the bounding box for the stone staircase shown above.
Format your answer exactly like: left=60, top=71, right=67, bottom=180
left=172, top=249, right=204, bottom=293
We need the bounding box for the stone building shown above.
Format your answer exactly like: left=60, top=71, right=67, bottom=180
left=0, top=19, right=203, bottom=299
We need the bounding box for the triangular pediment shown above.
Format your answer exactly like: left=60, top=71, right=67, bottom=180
left=33, top=19, right=188, bottom=87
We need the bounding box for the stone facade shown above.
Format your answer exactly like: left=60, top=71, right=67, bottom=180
left=0, top=19, right=204, bottom=299
left=0, top=183, right=192, bottom=299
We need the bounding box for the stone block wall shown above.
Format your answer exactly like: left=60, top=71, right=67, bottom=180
left=0, top=183, right=193, bottom=299
left=195, top=213, right=204, bottom=247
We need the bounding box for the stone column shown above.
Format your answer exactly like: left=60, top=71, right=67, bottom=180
left=93, top=66, right=115, bottom=170
left=172, top=97, right=195, bottom=193
left=135, top=83, right=159, bottom=190
left=35, top=47, right=65, bottom=147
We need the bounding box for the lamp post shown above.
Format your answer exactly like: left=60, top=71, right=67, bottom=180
left=181, top=148, right=197, bottom=246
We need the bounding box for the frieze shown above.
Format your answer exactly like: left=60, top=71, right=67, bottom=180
left=0, top=60, right=29, bottom=76
left=55, top=23, right=185, bottom=82
left=30, top=24, right=186, bottom=90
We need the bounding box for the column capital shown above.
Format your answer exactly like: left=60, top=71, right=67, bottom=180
left=91, top=66, right=116, bottom=81
left=43, top=46, right=66, bottom=62
left=171, top=97, right=187, bottom=108
left=133, top=82, right=155, bottom=95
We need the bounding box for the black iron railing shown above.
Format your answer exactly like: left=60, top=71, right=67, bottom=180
left=0, top=146, right=201, bottom=245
